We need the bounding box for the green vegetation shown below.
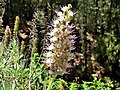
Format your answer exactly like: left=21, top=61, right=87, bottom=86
left=0, top=39, right=114, bottom=89
left=0, top=0, right=120, bottom=89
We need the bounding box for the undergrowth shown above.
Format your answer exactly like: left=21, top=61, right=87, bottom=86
left=0, top=38, right=115, bottom=90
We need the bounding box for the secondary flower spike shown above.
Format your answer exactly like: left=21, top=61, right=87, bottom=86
left=45, top=4, right=76, bottom=75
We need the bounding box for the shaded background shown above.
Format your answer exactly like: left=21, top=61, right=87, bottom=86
left=0, top=0, right=120, bottom=87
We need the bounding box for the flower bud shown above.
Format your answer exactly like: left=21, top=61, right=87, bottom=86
left=14, top=16, right=20, bottom=38
left=4, top=25, right=11, bottom=47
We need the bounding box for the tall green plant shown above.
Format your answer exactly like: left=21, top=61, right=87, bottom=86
left=44, top=4, right=76, bottom=75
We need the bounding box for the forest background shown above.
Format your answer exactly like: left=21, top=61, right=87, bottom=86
left=0, top=0, right=120, bottom=89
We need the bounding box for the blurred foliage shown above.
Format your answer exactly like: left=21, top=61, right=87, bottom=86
left=0, top=39, right=114, bottom=89
left=0, top=0, right=120, bottom=89
left=80, top=74, right=113, bottom=90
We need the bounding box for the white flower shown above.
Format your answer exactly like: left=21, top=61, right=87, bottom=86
left=48, top=44, right=54, bottom=50
left=61, top=6, right=68, bottom=12
left=56, top=44, right=61, bottom=48
left=53, top=20, right=59, bottom=25
left=57, top=11, right=63, bottom=16
left=46, top=59, right=51, bottom=64
left=49, top=28, right=58, bottom=36
left=58, top=16, right=65, bottom=21
left=60, top=25, right=65, bottom=29
left=49, top=32, right=54, bottom=36
left=69, top=35, right=76, bottom=40
left=53, top=28, right=58, bottom=33
left=68, top=11, right=74, bottom=16
left=45, top=4, right=76, bottom=75
left=46, top=52, right=52, bottom=57
left=46, top=58, right=56, bottom=67
left=50, top=37, right=58, bottom=42
left=46, top=59, right=52, bottom=67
